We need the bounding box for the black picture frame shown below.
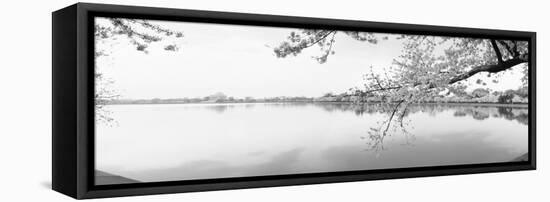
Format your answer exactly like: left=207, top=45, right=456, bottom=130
left=52, top=2, right=536, bottom=199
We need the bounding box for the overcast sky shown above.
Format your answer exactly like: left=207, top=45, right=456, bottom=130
left=95, top=17, right=525, bottom=100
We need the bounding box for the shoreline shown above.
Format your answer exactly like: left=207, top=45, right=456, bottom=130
left=512, top=153, right=529, bottom=162
left=95, top=170, right=140, bottom=185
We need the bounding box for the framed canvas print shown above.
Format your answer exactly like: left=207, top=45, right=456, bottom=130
left=52, top=3, right=536, bottom=199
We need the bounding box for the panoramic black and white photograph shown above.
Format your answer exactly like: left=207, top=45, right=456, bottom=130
left=94, top=17, right=529, bottom=185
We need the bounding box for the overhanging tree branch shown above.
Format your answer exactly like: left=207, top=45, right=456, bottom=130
left=361, top=56, right=527, bottom=95
left=306, top=31, right=336, bottom=49
left=274, top=30, right=337, bottom=58
left=490, top=39, right=503, bottom=64
left=362, top=86, right=403, bottom=95
left=449, top=57, right=527, bottom=84
left=314, top=32, right=337, bottom=63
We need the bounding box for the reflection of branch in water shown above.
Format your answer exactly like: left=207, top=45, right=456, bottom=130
left=397, top=104, right=416, bottom=146
left=361, top=103, right=527, bottom=152
left=362, top=99, right=415, bottom=152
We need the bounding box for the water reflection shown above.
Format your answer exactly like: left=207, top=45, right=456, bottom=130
left=451, top=106, right=528, bottom=125
left=356, top=104, right=528, bottom=151
left=122, top=148, right=305, bottom=182
left=209, top=105, right=231, bottom=113
left=172, top=102, right=528, bottom=152
left=197, top=103, right=528, bottom=126
left=96, top=102, right=528, bottom=184
left=197, top=103, right=528, bottom=151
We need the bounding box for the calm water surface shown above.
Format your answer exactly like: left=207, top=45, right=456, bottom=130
left=96, top=103, right=528, bottom=184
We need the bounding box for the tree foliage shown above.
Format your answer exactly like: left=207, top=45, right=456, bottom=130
left=273, top=30, right=529, bottom=150
left=95, top=18, right=184, bottom=123
left=95, top=18, right=184, bottom=54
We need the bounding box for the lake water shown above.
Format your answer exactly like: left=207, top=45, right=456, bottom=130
left=95, top=103, right=528, bottom=184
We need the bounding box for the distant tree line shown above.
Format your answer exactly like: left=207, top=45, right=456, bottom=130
left=313, top=87, right=527, bottom=104
left=101, top=88, right=527, bottom=105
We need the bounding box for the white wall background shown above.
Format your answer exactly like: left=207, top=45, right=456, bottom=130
left=0, top=0, right=546, bottom=201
